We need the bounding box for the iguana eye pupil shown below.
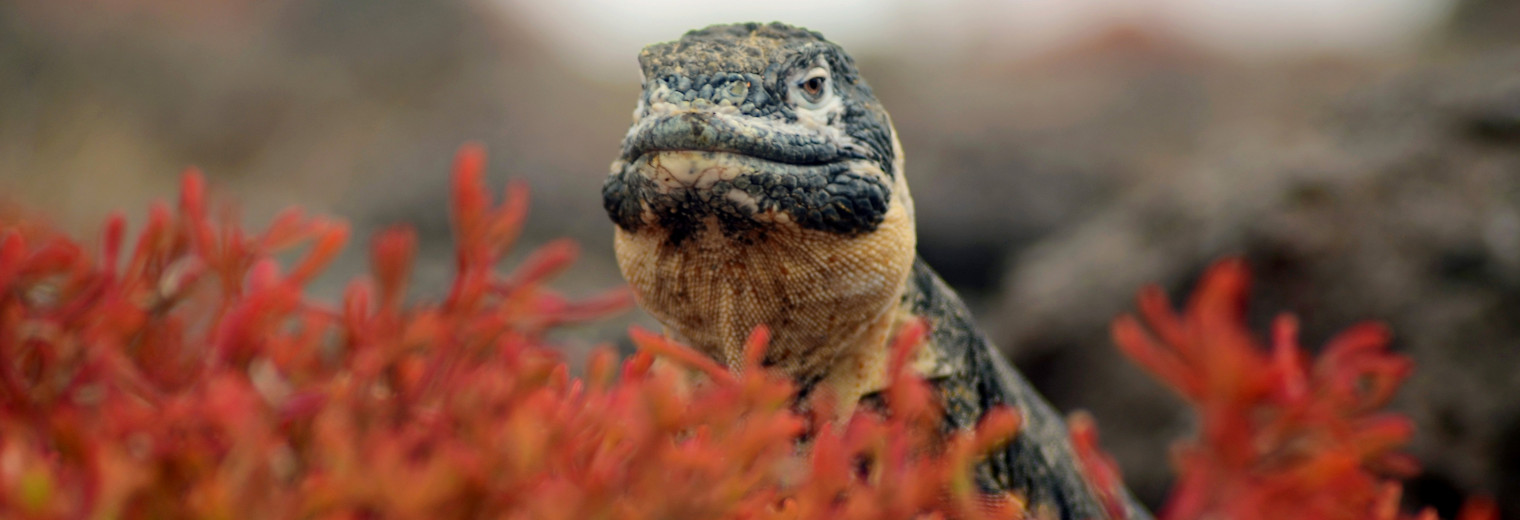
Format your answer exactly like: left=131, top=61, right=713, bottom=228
left=802, top=77, right=826, bottom=97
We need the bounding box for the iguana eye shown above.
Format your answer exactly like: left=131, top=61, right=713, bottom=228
left=791, top=67, right=832, bottom=109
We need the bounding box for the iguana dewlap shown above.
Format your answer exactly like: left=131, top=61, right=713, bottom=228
left=601, top=22, right=1151, bottom=520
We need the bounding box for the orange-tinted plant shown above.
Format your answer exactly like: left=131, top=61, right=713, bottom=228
left=0, top=145, right=1022, bottom=519
left=1105, top=259, right=1499, bottom=520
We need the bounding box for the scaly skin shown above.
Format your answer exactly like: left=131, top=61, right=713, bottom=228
left=602, top=22, right=1151, bottom=520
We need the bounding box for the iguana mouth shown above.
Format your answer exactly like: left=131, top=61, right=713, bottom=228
left=628, top=150, right=841, bottom=192
left=620, top=111, right=858, bottom=167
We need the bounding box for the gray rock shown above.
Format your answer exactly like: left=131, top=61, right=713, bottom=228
left=991, top=50, right=1520, bottom=517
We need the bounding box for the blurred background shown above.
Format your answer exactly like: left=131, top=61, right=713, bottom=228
left=2, top=0, right=1518, bottom=515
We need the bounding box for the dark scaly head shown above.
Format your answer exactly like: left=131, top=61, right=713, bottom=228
left=604, top=22, right=907, bottom=241
left=603, top=22, right=916, bottom=394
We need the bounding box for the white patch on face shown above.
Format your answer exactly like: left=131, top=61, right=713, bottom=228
left=724, top=188, right=759, bottom=213
left=643, top=152, right=752, bottom=192
left=631, top=96, right=647, bottom=123
left=647, top=84, right=679, bottom=114
left=626, top=83, right=684, bottom=143
left=712, top=102, right=740, bottom=116
left=649, top=154, right=713, bottom=190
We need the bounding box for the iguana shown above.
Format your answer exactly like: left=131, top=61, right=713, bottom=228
left=601, top=22, right=1150, bottom=520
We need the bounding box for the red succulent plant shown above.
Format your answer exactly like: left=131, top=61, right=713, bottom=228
left=0, top=145, right=1021, bottom=519
left=1104, top=259, right=1498, bottom=520
left=0, top=145, right=1498, bottom=519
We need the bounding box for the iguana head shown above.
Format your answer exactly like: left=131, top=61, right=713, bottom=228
left=604, top=22, right=907, bottom=241
left=602, top=22, right=916, bottom=392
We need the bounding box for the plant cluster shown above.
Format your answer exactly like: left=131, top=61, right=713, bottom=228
left=0, top=146, right=1498, bottom=519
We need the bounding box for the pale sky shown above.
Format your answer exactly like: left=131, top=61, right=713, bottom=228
left=499, top=0, right=1455, bottom=81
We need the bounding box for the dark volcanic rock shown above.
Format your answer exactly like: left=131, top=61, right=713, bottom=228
left=991, top=50, right=1520, bottom=516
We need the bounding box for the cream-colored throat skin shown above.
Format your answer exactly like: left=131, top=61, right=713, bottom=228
left=613, top=151, right=916, bottom=412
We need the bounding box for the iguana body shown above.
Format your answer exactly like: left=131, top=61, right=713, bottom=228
left=602, top=22, right=1150, bottom=520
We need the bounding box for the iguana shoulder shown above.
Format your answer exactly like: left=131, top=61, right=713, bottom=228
left=892, top=258, right=1150, bottom=519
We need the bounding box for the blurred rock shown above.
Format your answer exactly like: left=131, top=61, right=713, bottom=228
left=1446, top=0, right=1520, bottom=49
left=991, top=49, right=1520, bottom=516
